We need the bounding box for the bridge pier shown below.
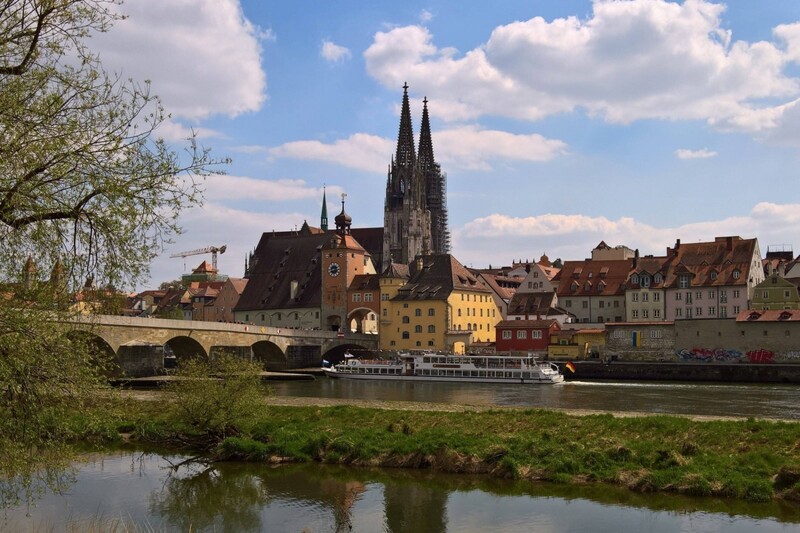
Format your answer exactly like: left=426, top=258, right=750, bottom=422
left=118, top=343, right=164, bottom=377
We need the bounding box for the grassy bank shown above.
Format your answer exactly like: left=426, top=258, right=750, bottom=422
left=112, top=398, right=800, bottom=503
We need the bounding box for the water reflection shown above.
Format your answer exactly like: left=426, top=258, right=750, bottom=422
left=4, top=451, right=799, bottom=532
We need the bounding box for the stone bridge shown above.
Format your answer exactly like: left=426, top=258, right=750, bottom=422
left=68, top=315, right=379, bottom=377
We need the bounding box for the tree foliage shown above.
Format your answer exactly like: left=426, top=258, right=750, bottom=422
left=0, top=0, right=227, bottom=489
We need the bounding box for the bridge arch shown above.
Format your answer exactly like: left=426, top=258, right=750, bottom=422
left=64, top=330, right=119, bottom=377
left=252, top=340, right=286, bottom=371
left=322, top=343, right=373, bottom=365
left=165, top=336, right=208, bottom=364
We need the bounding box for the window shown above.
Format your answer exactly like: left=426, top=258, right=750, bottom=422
left=654, top=273, right=663, bottom=284
left=721, top=307, right=727, bottom=318
left=517, top=330, right=528, bottom=339
left=785, top=290, right=792, bottom=298
left=402, top=331, right=409, bottom=339
left=403, top=303, right=408, bottom=308
left=527, top=282, right=533, bottom=288
left=415, top=308, right=421, bottom=316
left=502, top=330, right=512, bottom=340
left=696, top=307, right=702, bottom=316
left=763, top=290, right=769, bottom=298
left=679, top=276, right=689, bottom=288
left=565, top=300, right=572, bottom=308
left=402, top=316, right=410, bottom=323
left=632, top=310, right=639, bottom=318
left=458, top=309, right=462, bottom=316
left=352, top=293, right=361, bottom=302
left=642, top=293, right=649, bottom=302
left=654, top=309, right=661, bottom=318
left=654, top=292, right=660, bottom=302
left=632, top=293, right=639, bottom=302
left=428, top=308, right=435, bottom=316
left=676, top=308, right=682, bottom=317
left=534, top=272, right=539, bottom=278
left=695, top=291, right=702, bottom=300
left=381, top=294, right=389, bottom=301
left=686, top=308, right=692, bottom=318
left=708, top=307, right=716, bottom=316
left=650, top=330, right=662, bottom=339
left=642, top=309, right=649, bottom=318
left=415, top=325, right=422, bottom=333
left=733, top=290, right=740, bottom=298
left=710, top=271, right=717, bottom=280
left=582, top=301, right=588, bottom=309
left=614, top=300, right=620, bottom=308
left=676, top=292, right=682, bottom=301
left=708, top=290, right=715, bottom=299
left=632, top=274, right=639, bottom=284
left=364, top=293, right=373, bottom=302
left=533, top=330, right=542, bottom=339
left=599, top=301, right=605, bottom=308
left=428, top=340, right=435, bottom=346
left=641, top=276, right=651, bottom=288
left=733, top=270, right=740, bottom=279
left=733, top=305, right=740, bottom=314
left=382, top=308, right=387, bottom=316
left=428, top=325, right=435, bottom=333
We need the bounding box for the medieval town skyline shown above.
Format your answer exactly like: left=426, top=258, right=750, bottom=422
left=81, top=1, right=800, bottom=289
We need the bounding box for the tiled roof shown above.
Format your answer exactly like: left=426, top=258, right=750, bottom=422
left=350, top=227, right=384, bottom=268
left=736, top=309, right=800, bottom=322
left=227, top=277, right=248, bottom=294
left=497, top=319, right=559, bottom=329
left=554, top=259, right=633, bottom=297
left=473, top=271, right=519, bottom=301
left=349, top=273, right=380, bottom=291
left=236, top=231, right=339, bottom=311
left=507, top=292, right=557, bottom=315
left=393, top=254, right=490, bottom=301
left=663, top=236, right=757, bottom=288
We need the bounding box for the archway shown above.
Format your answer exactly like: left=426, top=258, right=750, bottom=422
left=64, top=330, right=119, bottom=377
left=165, top=335, right=207, bottom=368
left=322, top=344, right=372, bottom=365
left=347, top=307, right=378, bottom=334
left=324, top=314, right=342, bottom=332
left=252, top=340, right=286, bottom=371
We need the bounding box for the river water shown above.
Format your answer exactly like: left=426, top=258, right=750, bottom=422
left=270, top=378, right=800, bottom=420
left=3, top=451, right=800, bottom=532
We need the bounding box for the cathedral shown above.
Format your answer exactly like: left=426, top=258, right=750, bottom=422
left=382, top=83, right=450, bottom=267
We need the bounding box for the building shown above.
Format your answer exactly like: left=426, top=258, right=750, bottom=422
left=347, top=274, right=380, bottom=333
left=624, top=254, right=670, bottom=322
left=495, top=319, right=560, bottom=354
left=383, top=84, right=449, bottom=267
left=662, top=236, right=764, bottom=320
left=751, top=273, right=800, bottom=310
left=553, top=258, right=632, bottom=324
left=516, top=255, right=560, bottom=294
left=379, top=254, right=496, bottom=353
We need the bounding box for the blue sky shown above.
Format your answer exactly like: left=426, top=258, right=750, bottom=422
left=90, top=1, right=800, bottom=289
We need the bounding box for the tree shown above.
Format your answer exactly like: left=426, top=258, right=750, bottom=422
left=0, top=0, right=226, bottom=491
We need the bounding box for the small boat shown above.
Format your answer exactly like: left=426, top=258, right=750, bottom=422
left=322, top=352, right=564, bottom=384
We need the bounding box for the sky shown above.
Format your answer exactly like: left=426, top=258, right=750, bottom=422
left=88, top=0, right=800, bottom=290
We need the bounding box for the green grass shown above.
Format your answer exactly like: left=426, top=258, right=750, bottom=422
left=27, top=397, right=800, bottom=503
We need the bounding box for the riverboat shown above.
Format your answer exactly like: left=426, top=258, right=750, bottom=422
left=322, top=353, right=564, bottom=384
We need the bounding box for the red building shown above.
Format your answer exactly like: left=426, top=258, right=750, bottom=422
left=496, top=319, right=561, bottom=353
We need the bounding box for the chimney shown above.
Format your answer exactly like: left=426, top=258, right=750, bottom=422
left=726, top=236, right=733, bottom=251
left=525, top=263, right=531, bottom=274
left=633, top=248, right=639, bottom=269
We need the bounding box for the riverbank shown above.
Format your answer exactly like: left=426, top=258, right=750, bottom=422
left=111, top=393, right=800, bottom=503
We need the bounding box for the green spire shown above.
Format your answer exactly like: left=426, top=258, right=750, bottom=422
left=321, top=186, right=329, bottom=231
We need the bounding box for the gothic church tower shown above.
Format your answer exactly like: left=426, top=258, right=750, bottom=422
left=382, top=84, right=449, bottom=267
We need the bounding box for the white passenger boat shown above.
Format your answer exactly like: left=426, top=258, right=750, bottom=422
left=322, top=353, right=564, bottom=384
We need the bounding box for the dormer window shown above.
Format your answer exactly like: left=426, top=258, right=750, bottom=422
left=710, top=271, right=717, bottom=281
left=571, top=282, right=578, bottom=292
left=584, top=281, right=592, bottom=291
left=654, top=273, right=663, bottom=284
left=733, top=270, right=741, bottom=279
left=641, top=275, right=651, bottom=288
left=779, top=311, right=792, bottom=321
left=631, top=274, right=639, bottom=285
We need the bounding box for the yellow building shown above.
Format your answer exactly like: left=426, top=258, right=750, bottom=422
left=380, top=254, right=498, bottom=354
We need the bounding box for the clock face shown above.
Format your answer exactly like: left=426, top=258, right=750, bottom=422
left=328, top=262, right=341, bottom=277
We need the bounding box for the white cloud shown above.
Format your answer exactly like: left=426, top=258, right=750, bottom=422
left=364, top=0, right=800, bottom=133
left=321, top=40, right=352, bottom=63
left=202, top=174, right=342, bottom=202
left=449, top=202, right=800, bottom=269
left=675, top=148, right=718, bottom=159
left=270, top=134, right=393, bottom=173
left=92, top=0, right=266, bottom=121
left=156, top=119, right=224, bottom=143
left=269, top=126, right=566, bottom=172
left=419, top=9, right=434, bottom=23
left=432, top=125, right=567, bottom=170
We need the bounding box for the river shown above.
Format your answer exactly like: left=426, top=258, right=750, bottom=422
left=2, top=451, right=799, bottom=532
left=269, top=378, right=800, bottom=420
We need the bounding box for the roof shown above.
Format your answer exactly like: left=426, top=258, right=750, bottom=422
left=473, top=271, right=519, bottom=301
left=507, top=292, right=557, bottom=315
left=393, top=254, right=490, bottom=301
left=225, top=277, right=248, bottom=294
left=350, top=227, right=384, bottom=268
left=235, top=231, right=339, bottom=311
left=554, top=259, right=633, bottom=297
left=497, top=319, right=560, bottom=329
left=382, top=262, right=410, bottom=279
left=663, top=236, right=758, bottom=288
left=349, top=273, right=380, bottom=291
left=736, top=309, right=800, bottom=322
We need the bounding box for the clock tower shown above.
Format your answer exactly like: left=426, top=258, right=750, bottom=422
left=320, top=194, right=369, bottom=332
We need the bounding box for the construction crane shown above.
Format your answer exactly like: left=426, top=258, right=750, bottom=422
left=170, top=245, right=227, bottom=270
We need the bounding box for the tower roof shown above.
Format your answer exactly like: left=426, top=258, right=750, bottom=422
left=395, top=82, right=416, bottom=168
left=418, top=96, right=435, bottom=171
left=320, top=187, right=328, bottom=231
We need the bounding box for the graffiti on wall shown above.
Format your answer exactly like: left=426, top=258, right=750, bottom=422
left=676, top=348, right=743, bottom=362
left=677, top=347, right=800, bottom=363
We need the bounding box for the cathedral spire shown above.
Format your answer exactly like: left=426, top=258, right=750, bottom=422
left=320, top=186, right=328, bottom=231
left=395, top=82, right=416, bottom=168
left=418, top=96, right=435, bottom=172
